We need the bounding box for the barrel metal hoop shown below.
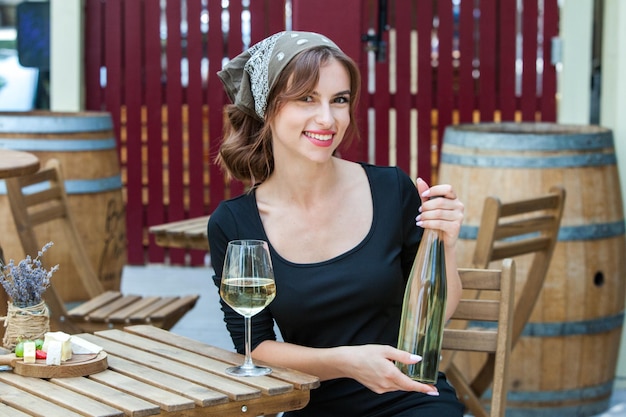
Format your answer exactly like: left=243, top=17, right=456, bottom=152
left=460, top=221, right=626, bottom=241
left=470, top=311, right=625, bottom=337
left=0, top=175, right=123, bottom=195
left=481, top=381, right=613, bottom=416
left=0, top=138, right=117, bottom=151
left=443, top=128, right=614, bottom=150
left=0, top=115, right=113, bottom=133
left=440, top=152, right=617, bottom=168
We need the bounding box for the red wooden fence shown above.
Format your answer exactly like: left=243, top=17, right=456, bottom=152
left=84, top=0, right=559, bottom=266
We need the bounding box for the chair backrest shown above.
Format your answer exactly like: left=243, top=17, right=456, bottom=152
left=443, top=259, right=516, bottom=417
left=461, top=186, right=566, bottom=399
left=5, top=159, right=106, bottom=299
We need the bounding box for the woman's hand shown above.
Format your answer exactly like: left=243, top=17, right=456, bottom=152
left=415, top=177, right=464, bottom=318
left=335, top=344, right=439, bottom=396
left=415, top=177, right=464, bottom=248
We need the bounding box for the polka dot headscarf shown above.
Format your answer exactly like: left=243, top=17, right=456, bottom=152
left=217, top=31, right=341, bottom=121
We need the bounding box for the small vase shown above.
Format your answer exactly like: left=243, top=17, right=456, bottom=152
left=2, top=300, right=50, bottom=350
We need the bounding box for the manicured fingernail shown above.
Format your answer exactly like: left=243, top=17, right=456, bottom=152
left=410, top=354, right=422, bottom=362
left=416, top=221, right=424, bottom=227
left=415, top=215, right=421, bottom=222
left=426, top=391, right=439, bottom=396
left=421, top=189, right=431, bottom=197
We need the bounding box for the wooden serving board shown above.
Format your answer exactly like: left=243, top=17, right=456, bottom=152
left=0, top=351, right=107, bottom=378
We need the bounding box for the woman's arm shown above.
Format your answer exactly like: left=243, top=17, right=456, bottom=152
left=253, top=340, right=440, bottom=395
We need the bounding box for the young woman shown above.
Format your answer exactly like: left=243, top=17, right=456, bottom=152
left=209, top=31, right=465, bottom=416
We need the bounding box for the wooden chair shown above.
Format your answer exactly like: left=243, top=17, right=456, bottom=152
left=444, top=186, right=566, bottom=413
left=5, top=159, right=199, bottom=333
left=443, top=259, right=516, bottom=417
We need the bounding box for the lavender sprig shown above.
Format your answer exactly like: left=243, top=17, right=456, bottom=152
left=0, top=242, right=58, bottom=308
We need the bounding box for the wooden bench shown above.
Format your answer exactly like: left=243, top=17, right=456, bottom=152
left=149, top=215, right=211, bottom=251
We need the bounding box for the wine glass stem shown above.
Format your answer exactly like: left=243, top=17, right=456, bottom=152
left=243, top=315, right=255, bottom=369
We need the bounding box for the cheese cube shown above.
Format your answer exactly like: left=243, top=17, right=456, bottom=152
left=46, top=341, right=62, bottom=366
left=70, top=336, right=103, bottom=354
left=43, top=331, right=72, bottom=361
left=23, top=341, right=36, bottom=364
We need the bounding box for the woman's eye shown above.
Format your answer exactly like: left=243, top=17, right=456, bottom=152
left=300, top=96, right=314, bottom=102
left=334, top=96, right=349, bottom=104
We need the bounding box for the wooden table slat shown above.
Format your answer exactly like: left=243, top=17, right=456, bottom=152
left=106, top=355, right=230, bottom=407
left=51, top=374, right=160, bottom=417
left=92, top=329, right=293, bottom=395
left=0, top=379, right=102, bottom=417
left=78, top=333, right=262, bottom=401
left=89, top=370, right=195, bottom=412
left=0, top=402, right=32, bottom=417
left=189, top=389, right=311, bottom=417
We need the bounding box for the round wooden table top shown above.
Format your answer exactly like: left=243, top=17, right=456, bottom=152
left=0, top=149, right=40, bottom=179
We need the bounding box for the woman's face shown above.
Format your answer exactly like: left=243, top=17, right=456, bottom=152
left=270, top=58, right=351, bottom=164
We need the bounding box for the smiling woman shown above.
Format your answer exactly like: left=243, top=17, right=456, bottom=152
left=208, top=31, right=466, bottom=417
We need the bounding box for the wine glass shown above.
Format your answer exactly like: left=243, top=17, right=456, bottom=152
left=220, top=239, right=276, bottom=376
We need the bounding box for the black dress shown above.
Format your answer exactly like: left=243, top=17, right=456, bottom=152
left=208, top=163, right=464, bottom=417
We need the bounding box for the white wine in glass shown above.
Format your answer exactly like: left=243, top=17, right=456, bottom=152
left=220, top=239, right=276, bottom=376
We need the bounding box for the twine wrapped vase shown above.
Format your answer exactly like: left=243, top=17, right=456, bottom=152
left=0, top=242, right=57, bottom=350
left=2, top=300, right=50, bottom=350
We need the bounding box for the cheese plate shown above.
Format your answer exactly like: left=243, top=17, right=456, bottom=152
left=0, top=351, right=107, bottom=378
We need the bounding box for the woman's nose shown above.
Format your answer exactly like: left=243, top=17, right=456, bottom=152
left=315, top=103, right=334, bottom=126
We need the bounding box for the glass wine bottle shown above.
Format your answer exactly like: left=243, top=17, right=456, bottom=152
left=396, top=225, right=447, bottom=384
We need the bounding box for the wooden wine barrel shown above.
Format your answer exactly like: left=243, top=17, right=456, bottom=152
left=438, top=122, right=625, bottom=417
left=0, top=111, right=126, bottom=302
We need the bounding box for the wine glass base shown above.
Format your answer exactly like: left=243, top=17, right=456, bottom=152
left=225, top=365, right=272, bottom=377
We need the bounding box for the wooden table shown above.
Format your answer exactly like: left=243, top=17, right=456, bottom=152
left=0, top=325, right=319, bottom=416
left=0, top=149, right=40, bottom=180
left=149, top=215, right=210, bottom=251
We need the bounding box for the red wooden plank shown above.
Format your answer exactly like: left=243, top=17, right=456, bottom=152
left=84, top=0, right=103, bottom=110
left=521, top=0, right=538, bottom=121
left=104, top=0, right=122, bottom=150
left=416, top=0, right=433, bottom=185
left=354, top=0, right=372, bottom=166
left=250, top=0, right=285, bottom=44
left=541, top=0, right=558, bottom=121
left=393, top=2, right=413, bottom=173
left=123, top=0, right=144, bottom=264
left=436, top=0, right=454, bottom=150
left=457, top=0, right=474, bottom=123
left=186, top=0, right=207, bottom=265
left=165, top=0, right=185, bottom=264
left=145, top=0, right=165, bottom=264
left=479, top=0, right=496, bottom=121
left=292, top=0, right=362, bottom=63
left=249, top=0, right=266, bottom=44
left=373, top=5, right=390, bottom=167
left=266, top=0, right=286, bottom=35
left=228, top=1, right=244, bottom=57
left=498, top=0, right=517, bottom=121
left=226, top=1, right=245, bottom=199
left=207, top=0, right=226, bottom=212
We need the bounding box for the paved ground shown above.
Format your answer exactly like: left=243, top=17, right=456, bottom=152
left=121, top=264, right=626, bottom=417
